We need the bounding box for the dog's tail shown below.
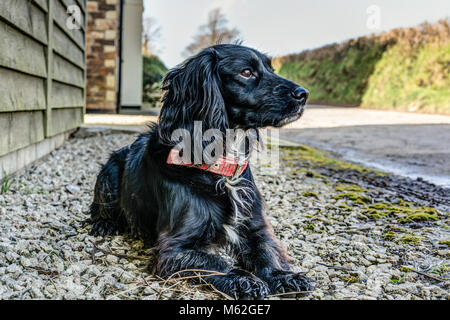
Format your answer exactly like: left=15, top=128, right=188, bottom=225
left=89, top=145, right=130, bottom=235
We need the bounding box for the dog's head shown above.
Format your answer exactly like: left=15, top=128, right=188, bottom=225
left=159, top=44, right=308, bottom=141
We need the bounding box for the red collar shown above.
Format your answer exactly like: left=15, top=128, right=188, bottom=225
left=167, top=148, right=248, bottom=178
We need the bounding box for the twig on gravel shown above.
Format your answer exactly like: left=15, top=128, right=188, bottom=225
left=317, top=262, right=355, bottom=272
left=152, top=274, right=171, bottom=299
left=156, top=280, right=184, bottom=299
left=49, top=278, right=58, bottom=293
left=267, top=290, right=314, bottom=298
left=413, top=270, right=444, bottom=282
left=107, top=283, right=147, bottom=300
left=91, top=239, right=105, bottom=264
left=401, top=266, right=445, bottom=282
left=27, top=266, right=59, bottom=277
left=155, top=284, right=213, bottom=300
left=90, top=239, right=152, bottom=261
left=83, top=275, right=103, bottom=295
left=140, top=275, right=170, bottom=299
left=155, top=269, right=227, bottom=300
left=198, top=281, right=233, bottom=300
left=161, top=269, right=226, bottom=283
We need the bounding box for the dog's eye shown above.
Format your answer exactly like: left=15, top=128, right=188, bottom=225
left=240, top=69, right=253, bottom=78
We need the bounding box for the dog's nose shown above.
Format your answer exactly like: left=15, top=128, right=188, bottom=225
left=291, top=87, right=309, bottom=102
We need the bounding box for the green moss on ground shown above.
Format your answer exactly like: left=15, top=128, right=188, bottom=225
left=334, top=183, right=371, bottom=193
left=333, top=192, right=371, bottom=204
left=278, top=144, right=445, bottom=236
left=386, top=225, right=405, bottom=232
left=279, top=145, right=385, bottom=175
left=383, top=226, right=406, bottom=241
left=341, top=275, right=359, bottom=283
left=398, top=212, right=439, bottom=223
left=360, top=202, right=441, bottom=222
left=368, top=203, right=412, bottom=214
left=398, top=234, right=424, bottom=245
left=400, top=266, right=414, bottom=272
left=302, top=191, right=319, bottom=199
left=338, top=204, right=352, bottom=211
left=383, top=232, right=397, bottom=241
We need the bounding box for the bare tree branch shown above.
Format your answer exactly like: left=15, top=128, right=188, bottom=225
left=183, top=8, right=240, bottom=57
left=143, top=17, right=162, bottom=56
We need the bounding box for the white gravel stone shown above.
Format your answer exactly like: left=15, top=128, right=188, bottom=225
left=0, top=132, right=447, bottom=300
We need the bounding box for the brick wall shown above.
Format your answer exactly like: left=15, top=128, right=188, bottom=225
left=86, top=0, right=120, bottom=112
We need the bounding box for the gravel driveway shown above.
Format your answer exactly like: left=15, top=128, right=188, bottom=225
left=0, top=130, right=448, bottom=299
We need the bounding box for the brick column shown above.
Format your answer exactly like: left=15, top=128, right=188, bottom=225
left=86, top=0, right=121, bottom=112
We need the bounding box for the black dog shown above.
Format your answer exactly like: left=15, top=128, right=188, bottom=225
left=89, top=44, right=312, bottom=299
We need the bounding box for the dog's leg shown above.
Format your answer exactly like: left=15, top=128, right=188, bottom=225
left=90, top=147, right=129, bottom=236
left=155, top=233, right=270, bottom=299
left=231, top=214, right=313, bottom=297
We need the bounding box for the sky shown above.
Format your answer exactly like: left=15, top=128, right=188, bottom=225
left=143, top=0, right=450, bottom=68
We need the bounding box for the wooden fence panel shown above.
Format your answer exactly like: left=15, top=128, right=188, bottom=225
left=33, top=0, right=49, bottom=12
left=53, top=24, right=85, bottom=68
left=0, top=0, right=48, bottom=44
left=0, top=68, right=46, bottom=112
left=0, top=111, right=45, bottom=157
left=0, top=0, right=86, bottom=158
left=53, top=0, right=85, bottom=49
left=0, top=22, right=47, bottom=77
left=50, top=107, right=83, bottom=136
left=51, top=81, right=84, bottom=108
left=53, top=54, right=85, bottom=87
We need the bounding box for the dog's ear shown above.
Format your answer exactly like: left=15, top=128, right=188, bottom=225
left=158, top=48, right=228, bottom=144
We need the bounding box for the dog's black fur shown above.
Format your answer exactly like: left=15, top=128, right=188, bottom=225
left=89, top=44, right=312, bottom=299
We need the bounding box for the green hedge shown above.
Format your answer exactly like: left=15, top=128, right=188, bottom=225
left=143, top=55, right=168, bottom=85
left=275, top=19, right=450, bottom=114
left=142, top=55, right=168, bottom=104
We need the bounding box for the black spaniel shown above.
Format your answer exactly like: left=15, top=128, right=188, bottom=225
left=89, top=44, right=312, bottom=299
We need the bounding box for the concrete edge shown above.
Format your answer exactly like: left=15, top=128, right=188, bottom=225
left=0, top=131, right=73, bottom=181
left=75, top=125, right=144, bottom=137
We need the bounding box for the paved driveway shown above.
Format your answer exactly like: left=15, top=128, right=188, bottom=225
left=278, top=105, right=450, bottom=187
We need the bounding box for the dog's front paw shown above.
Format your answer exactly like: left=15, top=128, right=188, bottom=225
left=265, top=270, right=313, bottom=297
left=90, top=219, right=118, bottom=236
left=213, top=269, right=270, bottom=300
